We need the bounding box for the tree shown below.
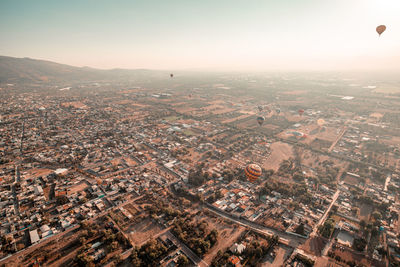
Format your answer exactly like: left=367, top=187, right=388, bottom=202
left=319, top=218, right=335, bottom=238
left=352, top=238, right=367, bottom=252
left=130, top=249, right=142, bottom=266
left=76, top=252, right=94, bottom=267
left=79, top=237, right=87, bottom=245
left=108, top=241, right=118, bottom=252
left=295, top=223, right=305, bottom=236
left=177, top=255, right=189, bottom=266
left=359, top=219, right=366, bottom=229
left=371, top=211, right=382, bottom=221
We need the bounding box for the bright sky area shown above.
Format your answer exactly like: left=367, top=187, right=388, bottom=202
left=1, top=0, right=399, bottom=71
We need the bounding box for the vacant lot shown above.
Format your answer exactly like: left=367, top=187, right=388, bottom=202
left=359, top=203, right=373, bottom=220
left=261, top=245, right=293, bottom=267
left=202, top=217, right=245, bottom=265
left=67, top=182, right=88, bottom=195
left=300, top=236, right=328, bottom=257
left=261, top=141, right=293, bottom=171
left=126, top=218, right=164, bottom=246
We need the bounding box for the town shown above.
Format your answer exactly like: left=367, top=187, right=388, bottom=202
left=0, top=71, right=400, bottom=267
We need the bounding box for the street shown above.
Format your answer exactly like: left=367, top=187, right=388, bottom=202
left=310, top=189, right=340, bottom=237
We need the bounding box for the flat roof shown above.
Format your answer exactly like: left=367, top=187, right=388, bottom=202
left=29, top=229, right=40, bottom=244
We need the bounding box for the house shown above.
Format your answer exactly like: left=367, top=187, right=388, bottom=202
left=230, top=243, right=246, bottom=254
left=29, top=229, right=40, bottom=244
left=34, top=186, right=43, bottom=195
left=228, top=255, right=241, bottom=266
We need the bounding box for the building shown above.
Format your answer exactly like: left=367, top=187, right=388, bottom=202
left=29, top=229, right=40, bottom=244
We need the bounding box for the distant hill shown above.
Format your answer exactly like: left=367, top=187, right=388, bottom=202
left=0, top=56, right=159, bottom=83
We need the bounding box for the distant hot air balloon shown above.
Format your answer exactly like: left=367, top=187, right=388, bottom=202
left=258, top=105, right=263, bottom=112
left=298, top=109, right=304, bottom=116
left=317, top=119, right=325, bottom=127
left=170, top=73, right=174, bottom=78
left=276, top=108, right=281, bottom=114
left=244, top=164, right=262, bottom=183
left=257, top=116, right=265, bottom=126
left=376, top=25, right=386, bottom=36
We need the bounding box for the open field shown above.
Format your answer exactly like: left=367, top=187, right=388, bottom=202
left=261, top=141, right=293, bottom=171
left=222, top=114, right=252, bottom=124
left=261, top=245, right=293, bottom=267
left=67, top=182, right=88, bottom=195
left=373, top=86, right=400, bottom=94
left=126, top=218, right=164, bottom=246
left=300, top=236, right=328, bottom=257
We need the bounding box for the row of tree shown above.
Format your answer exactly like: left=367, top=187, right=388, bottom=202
left=172, top=218, right=218, bottom=257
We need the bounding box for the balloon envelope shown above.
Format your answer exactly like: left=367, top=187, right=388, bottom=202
left=245, top=164, right=262, bottom=182
left=298, top=109, right=304, bottom=116
left=170, top=73, right=174, bottom=78
left=376, top=25, right=386, bottom=36
left=257, top=116, right=265, bottom=126
left=258, top=105, right=263, bottom=112
left=317, top=119, right=325, bottom=126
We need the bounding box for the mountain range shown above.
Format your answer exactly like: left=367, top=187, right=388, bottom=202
left=0, top=56, right=160, bottom=83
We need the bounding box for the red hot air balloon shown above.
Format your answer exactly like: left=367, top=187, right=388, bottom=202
left=298, top=109, right=304, bottom=116
left=376, top=25, right=386, bottom=36
left=245, top=164, right=262, bottom=183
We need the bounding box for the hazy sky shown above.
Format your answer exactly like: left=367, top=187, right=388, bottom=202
left=1, top=0, right=400, bottom=71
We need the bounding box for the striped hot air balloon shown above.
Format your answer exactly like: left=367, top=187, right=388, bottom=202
left=257, top=116, right=265, bottom=126
left=244, top=164, right=262, bottom=183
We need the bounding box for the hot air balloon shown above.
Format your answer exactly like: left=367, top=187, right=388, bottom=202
left=245, top=164, right=262, bottom=183
left=376, top=25, right=386, bottom=36
left=276, top=108, right=281, bottom=114
left=298, top=109, right=304, bottom=116
left=170, top=73, right=174, bottom=78
left=258, top=105, right=263, bottom=112
left=317, top=119, right=325, bottom=126
left=257, top=116, right=265, bottom=126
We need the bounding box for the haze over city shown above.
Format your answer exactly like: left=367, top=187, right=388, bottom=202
left=1, top=0, right=400, bottom=71
left=1, top=1, right=400, bottom=267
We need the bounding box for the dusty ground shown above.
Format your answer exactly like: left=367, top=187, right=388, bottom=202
left=359, top=203, right=373, bottom=221
left=126, top=218, right=164, bottom=246
left=329, top=246, right=375, bottom=267
left=67, top=182, right=88, bottom=195
left=261, top=141, right=293, bottom=171
left=373, top=86, right=400, bottom=94
left=222, top=114, right=252, bottom=124
left=301, top=150, right=348, bottom=171
left=300, top=236, right=328, bottom=257
left=24, top=168, right=54, bottom=180
left=314, top=257, right=344, bottom=267
left=261, top=245, right=292, bottom=267
left=203, top=224, right=245, bottom=265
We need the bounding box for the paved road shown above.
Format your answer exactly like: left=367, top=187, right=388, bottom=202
left=310, top=190, right=340, bottom=237
left=164, top=231, right=209, bottom=267
left=204, top=204, right=305, bottom=248
left=0, top=224, right=80, bottom=265
left=328, top=127, right=347, bottom=153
